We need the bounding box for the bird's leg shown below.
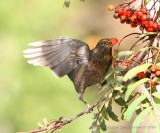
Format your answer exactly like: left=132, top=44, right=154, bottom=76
left=78, top=93, right=92, bottom=109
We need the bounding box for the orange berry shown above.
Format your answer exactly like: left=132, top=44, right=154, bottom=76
left=148, top=80, right=159, bottom=86
left=155, top=71, right=160, bottom=77
left=113, top=13, right=119, bottom=19
left=156, top=65, right=160, bottom=71
left=108, top=5, right=115, bottom=11
left=151, top=65, right=157, bottom=72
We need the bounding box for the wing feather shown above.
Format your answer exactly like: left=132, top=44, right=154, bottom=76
left=24, top=37, right=90, bottom=77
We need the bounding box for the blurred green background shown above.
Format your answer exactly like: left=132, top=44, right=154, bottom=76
left=0, top=0, right=136, bottom=133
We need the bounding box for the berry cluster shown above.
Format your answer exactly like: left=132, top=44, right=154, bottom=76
left=113, top=7, right=159, bottom=32
left=137, top=65, right=160, bottom=86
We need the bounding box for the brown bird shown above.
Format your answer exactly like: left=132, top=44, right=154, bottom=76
left=23, top=37, right=117, bottom=106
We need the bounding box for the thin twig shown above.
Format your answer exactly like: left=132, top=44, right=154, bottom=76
left=17, top=97, right=108, bottom=133
left=138, top=39, right=155, bottom=63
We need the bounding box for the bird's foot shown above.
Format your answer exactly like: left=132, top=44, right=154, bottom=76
left=86, top=104, right=93, bottom=113
left=78, top=94, right=93, bottom=113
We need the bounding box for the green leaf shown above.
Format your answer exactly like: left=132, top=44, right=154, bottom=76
left=116, top=51, right=135, bottom=61
left=156, top=123, right=160, bottom=133
left=132, top=107, right=151, bottom=133
left=144, top=0, right=151, bottom=5
left=124, top=63, right=152, bottom=81
left=105, top=66, right=114, bottom=79
left=38, top=122, right=44, bottom=128
left=155, top=104, right=160, bottom=110
left=115, top=76, right=124, bottom=83
left=114, top=85, right=124, bottom=91
left=136, top=108, right=142, bottom=115
left=124, top=94, right=149, bottom=121
left=90, top=121, right=100, bottom=133
left=99, top=117, right=107, bottom=131
left=106, top=104, right=119, bottom=122
left=152, top=92, right=160, bottom=99
left=43, top=118, right=49, bottom=126
left=125, top=78, right=149, bottom=101
left=101, top=107, right=109, bottom=120
left=114, top=96, right=127, bottom=107
left=64, top=0, right=70, bottom=8
left=115, top=64, right=127, bottom=72
left=127, top=92, right=140, bottom=103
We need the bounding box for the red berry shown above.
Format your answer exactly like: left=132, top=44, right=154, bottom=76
left=141, top=8, right=147, bottom=14
left=126, top=11, right=132, bottom=17
left=153, top=22, right=159, bottom=31
left=146, top=27, right=154, bottom=32
left=148, top=80, right=159, bottom=86
left=124, top=8, right=129, bottom=15
left=141, top=15, right=147, bottom=21
left=120, top=15, right=127, bottom=21
left=120, top=20, right=126, bottom=24
left=137, top=11, right=143, bottom=19
left=136, top=21, right=141, bottom=26
left=112, top=38, right=118, bottom=44
left=130, top=22, right=138, bottom=28
left=148, top=21, right=154, bottom=28
left=142, top=20, right=148, bottom=25
left=118, top=8, right=124, bottom=15
left=121, top=62, right=129, bottom=67
left=137, top=72, right=146, bottom=79
left=144, top=21, right=149, bottom=28
left=130, top=15, right=137, bottom=22
left=114, top=62, right=119, bottom=67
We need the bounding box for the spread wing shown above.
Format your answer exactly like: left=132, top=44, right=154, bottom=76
left=23, top=37, right=90, bottom=77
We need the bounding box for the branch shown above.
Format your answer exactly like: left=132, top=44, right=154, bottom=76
left=138, top=38, right=155, bottom=63
left=17, top=97, right=108, bottom=133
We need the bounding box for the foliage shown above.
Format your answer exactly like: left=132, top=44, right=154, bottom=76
left=18, top=0, right=160, bottom=133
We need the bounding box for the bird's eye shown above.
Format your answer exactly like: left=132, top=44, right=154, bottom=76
left=100, top=42, right=104, bottom=46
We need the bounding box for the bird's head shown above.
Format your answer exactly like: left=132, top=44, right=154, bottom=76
left=96, top=38, right=118, bottom=48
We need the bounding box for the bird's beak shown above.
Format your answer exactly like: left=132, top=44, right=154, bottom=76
left=104, top=39, right=113, bottom=46
left=105, top=38, right=118, bottom=46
